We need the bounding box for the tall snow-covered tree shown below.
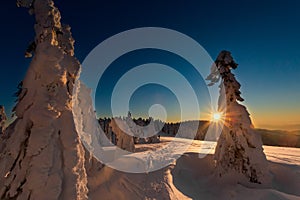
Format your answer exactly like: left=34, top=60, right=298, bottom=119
left=0, top=0, right=88, bottom=199
left=207, top=50, right=268, bottom=184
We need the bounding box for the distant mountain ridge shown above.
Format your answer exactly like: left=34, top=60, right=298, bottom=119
left=257, top=129, right=300, bottom=148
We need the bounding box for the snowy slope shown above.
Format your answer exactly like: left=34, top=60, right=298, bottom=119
left=89, top=137, right=300, bottom=200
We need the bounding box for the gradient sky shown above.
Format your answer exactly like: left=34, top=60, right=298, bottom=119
left=0, top=0, right=299, bottom=130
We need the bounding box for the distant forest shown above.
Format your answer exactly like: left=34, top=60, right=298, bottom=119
left=99, top=118, right=300, bottom=148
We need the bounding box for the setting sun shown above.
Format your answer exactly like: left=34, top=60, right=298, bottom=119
left=213, top=113, right=222, bottom=121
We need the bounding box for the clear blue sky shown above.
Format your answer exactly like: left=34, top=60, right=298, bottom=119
left=0, top=0, right=299, bottom=130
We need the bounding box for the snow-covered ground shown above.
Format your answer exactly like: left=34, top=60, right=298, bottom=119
left=264, top=146, right=300, bottom=166
left=158, top=137, right=300, bottom=166
left=89, top=137, right=300, bottom=200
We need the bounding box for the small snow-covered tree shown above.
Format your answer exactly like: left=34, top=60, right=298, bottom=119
left=110, top=118, right=135, bottom=153
left=207, top=50, right=268, bottom=184
left=110, top=113, right=135, bottom=153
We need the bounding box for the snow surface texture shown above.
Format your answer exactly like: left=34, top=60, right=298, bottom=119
left=0, top=0, right=88, bottom=199
left=0, top=106, right=7, bottom=135
left=90, top=137, right=300, bottom=200
left=207, top=51, right=269, bottom=184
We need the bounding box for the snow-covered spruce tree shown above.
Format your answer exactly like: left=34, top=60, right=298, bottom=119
left=0, top=106, right=7, bottom=135
left=0, top=0, right=88, bottom=199
left=109, top=113, right=135, bottom=153
left=206, top=50, right=268, bottom=184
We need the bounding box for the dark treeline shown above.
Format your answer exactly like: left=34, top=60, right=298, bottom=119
left=98, top=118, right=300, bottom=148
left=98, top=117, right=210, bottom=141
